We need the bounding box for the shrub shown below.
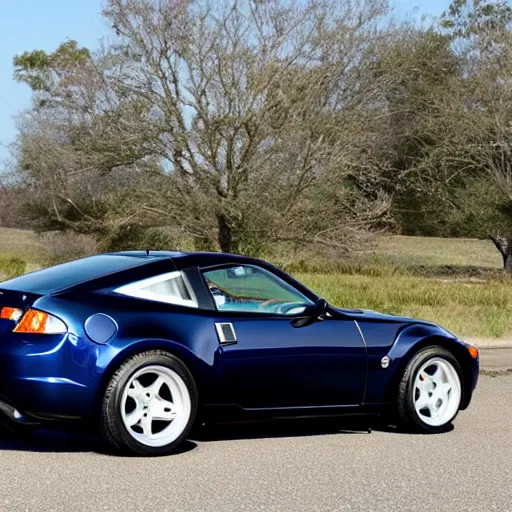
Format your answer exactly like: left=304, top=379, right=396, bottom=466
left=0, top=255, right=27, bottom=279
left=98, top=226, right=181, bottom=253
left=38, top=231, right=98, bottom=266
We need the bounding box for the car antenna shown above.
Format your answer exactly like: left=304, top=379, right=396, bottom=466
left=146, top=249, right=150, bottom=256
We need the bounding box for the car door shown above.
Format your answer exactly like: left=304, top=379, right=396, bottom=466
left=202, top=264, right=367, bottom=409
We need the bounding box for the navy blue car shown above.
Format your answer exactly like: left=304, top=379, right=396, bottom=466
left=0, top=251, right=479, bottom=455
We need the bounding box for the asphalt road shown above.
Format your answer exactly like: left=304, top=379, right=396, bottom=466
left=0, top=373, right=511, bottom=512
left=479, top=346, right=512, bottom=373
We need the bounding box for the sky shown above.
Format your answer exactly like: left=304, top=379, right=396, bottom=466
left=0, top=0, right=451, bottom=162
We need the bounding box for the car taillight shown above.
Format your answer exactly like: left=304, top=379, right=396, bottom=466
left=0, top=307, right=24, bottom=322
left=13, top=309, right=67, bottom=334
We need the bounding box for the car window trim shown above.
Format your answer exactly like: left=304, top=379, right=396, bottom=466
left=181, top=267, right=216, bottom=311
left=113, top=271, right=198, bottom=308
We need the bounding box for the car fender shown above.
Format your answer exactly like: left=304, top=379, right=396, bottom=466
left=94, top=337, right=219, bottom=415
left=381, top=323, right=476, bottom=409
left=388, top=322, right=457, bottom=361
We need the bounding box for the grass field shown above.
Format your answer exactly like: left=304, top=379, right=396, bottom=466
left=298, top=273, right=512, bottom=339
left=0, top=228, right=510, bottom=339
left=0, top=227, right=47, bottom=262
left=373, top=235, right=502, bottom=268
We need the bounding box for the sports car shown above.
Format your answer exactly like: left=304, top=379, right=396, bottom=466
left=0, top=251, right=479, bottom=455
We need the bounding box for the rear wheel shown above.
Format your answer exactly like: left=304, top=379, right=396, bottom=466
left=396, top=346, right=462, bottom=433
left=100, top=350, right=198, bottom=456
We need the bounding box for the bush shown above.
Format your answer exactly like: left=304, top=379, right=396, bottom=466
left=98, top=226, right=181, bottom=253
left=38, top=231, right=98, bottom=266
left=0, top=255, right=27, bottom=279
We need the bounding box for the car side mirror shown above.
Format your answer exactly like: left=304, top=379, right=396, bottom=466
left=292, top=298, right=329, bottom=328
left=313, top=298, right=328, bottom=321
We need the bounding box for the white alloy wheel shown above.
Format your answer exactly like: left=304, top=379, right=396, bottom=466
left=121, top=365, right=192, bottom=447
left=413, top=357, right=461, bottom=427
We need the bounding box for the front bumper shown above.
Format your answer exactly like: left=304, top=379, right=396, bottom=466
left=460, top=353, right=479, bottom=410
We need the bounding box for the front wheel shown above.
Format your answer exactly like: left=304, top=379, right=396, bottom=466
left=396, top=346, right=463, bottom=433
left=100, top=350, right=198, bottom=456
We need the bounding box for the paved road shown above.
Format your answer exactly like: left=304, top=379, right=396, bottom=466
left=479, top=346, right=512, bottom=372
left=0, top=374, right=511, bottom=512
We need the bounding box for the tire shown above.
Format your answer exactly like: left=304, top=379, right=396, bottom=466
left=100, top=350, right=198, bottom=456
left=396, top=346, right=463, bottom=433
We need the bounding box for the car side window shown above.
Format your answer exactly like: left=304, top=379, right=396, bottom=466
left=202, top=265, right=313, bottom=315
left=114, top=271, right=198, bottom=308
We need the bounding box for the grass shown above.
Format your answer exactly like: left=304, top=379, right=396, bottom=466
left=0, top=227, right=45, bottom=263
left=373, top=235, right=502, bottom=268
left=297, top=273, right=512, bottom=339
left=0, top=255, right=27, bottom=279
left=0, top=227, right=510, bottom=339
left=280, top=235, right=503, bottom=277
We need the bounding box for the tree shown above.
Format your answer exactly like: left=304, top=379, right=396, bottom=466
left=438, top=0, right=512, bottom=268
left=13, top=40, right=91, bottom=98
left=372, top=0, right=512, bottom=269
left=13, top=40, right=166, bottom=244
left=367, top=27, right=463, bottom=236
left=13, top=0, right=394, bottom=254
left=441, top=0, right=512, bottom=40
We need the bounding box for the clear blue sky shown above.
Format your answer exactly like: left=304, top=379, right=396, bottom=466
left=0, top=0, right=450, bottom=162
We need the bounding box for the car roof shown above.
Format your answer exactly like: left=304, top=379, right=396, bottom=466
left=0, top=254, right=154, bottom=295
left=1, top=251, right=319, bottom=302
left=110, top=251, right=259, bottom=270
left=109, top=251, right=319, bottom=302
left=0, top=251, right=262, bottom=295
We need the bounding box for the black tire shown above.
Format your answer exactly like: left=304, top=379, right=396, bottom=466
left=396, top=346, right=463, bottom=433
left=100, top=350, right=198, bottom=456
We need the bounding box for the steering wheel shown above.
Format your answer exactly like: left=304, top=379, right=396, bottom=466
left=275, top=302, right=308, bottom=315
left=259, top=299, right=306, bottom=315
left=209, top=286, right=231, bottom=304
left=259, top=298, right=287, bottom=311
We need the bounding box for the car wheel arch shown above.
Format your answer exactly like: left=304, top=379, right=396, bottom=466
left=384, top=335, right=473, bottom=410
left=93, top=340, right=205, bottom=419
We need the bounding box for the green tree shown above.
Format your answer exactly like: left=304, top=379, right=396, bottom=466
left=412, top=0, right=512, bottom=268
left=14, top=40, right=91, bottom=98
left=367, top=27, right=463, bottom=236
left=441, top=0, right=512, bottom=39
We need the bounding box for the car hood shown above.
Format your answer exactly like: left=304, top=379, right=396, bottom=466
left=331, top=306, right=457, bottom=338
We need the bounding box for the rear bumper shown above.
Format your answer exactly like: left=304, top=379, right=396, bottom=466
left=0, top=332, right=99, bottom=421
left=0, top=398, right=40, bottom=425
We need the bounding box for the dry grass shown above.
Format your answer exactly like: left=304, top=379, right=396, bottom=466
left=278, top=236, right=501, bottom=276
left=372, top=235, right=501, bottom=268
left=296, top=273, right=512, bottom=339
left=0, top=227, right=46, bottom=262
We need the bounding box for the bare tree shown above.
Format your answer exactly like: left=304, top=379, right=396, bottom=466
left=13, top=40, right=165, bottom=241
left=14, top=0, right=394, bottom=253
